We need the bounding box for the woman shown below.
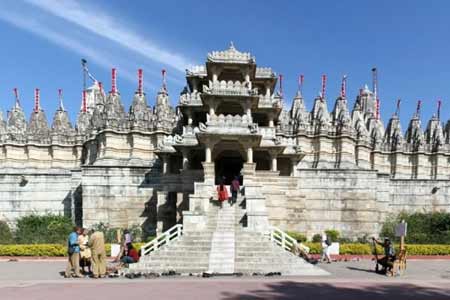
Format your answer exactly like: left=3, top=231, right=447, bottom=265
left=78, top=228, right=92, bottom=274
left=216, top=178, right=229, bottom=209
left=121, top=243, right=139, bottom=264
left=321, top=232, right=332, bottom=263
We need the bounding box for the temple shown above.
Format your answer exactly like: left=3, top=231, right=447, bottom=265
left=1, top=43, right=450, bottom=240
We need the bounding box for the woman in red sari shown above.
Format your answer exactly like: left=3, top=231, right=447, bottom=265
left=217, top=180, right=229, bottom=209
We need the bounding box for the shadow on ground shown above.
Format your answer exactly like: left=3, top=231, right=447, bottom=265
left=221, top=281, right=450, bottom=300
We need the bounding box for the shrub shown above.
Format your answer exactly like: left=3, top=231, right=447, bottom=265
left=325, top=229, right=340, bottom=242
left=286, top=231, right=307, bottom=243
left=15, top=214, right=73, bottom=244
left=90, top=223, right=147, bottom=243
left=0, top=221, right=13, bottom=244
left=312, top=234, right=322, bottom=243
left=381, top=211, right=450, bottom=244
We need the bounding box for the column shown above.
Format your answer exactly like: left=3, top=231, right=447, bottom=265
left=162, top=155, right=169, bottom=174
left=265, top=83, right=270, bottom=97
left=205, top=145, right=212, bottom=163
left=291, top=159, right=297, bottom=177
left=245, top=73, right=251, bottom=90
left=247, top=147, right=253, bottom=163
left=269, top=118, right=274, bottom=128
left=212, top=73, right=218, bottom=83
left=186, top=111, right=193, bottom=125
left=271, top=156, right=278, bottom=172
left=182, top=149, right=189, bottom=170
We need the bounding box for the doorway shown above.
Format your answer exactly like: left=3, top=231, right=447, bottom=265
left=215, top=150, right=244, bottom=184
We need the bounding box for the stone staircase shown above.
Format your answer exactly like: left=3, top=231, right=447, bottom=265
left=127, top=190, right=327, bottom=276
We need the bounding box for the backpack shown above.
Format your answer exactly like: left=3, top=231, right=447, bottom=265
left=325, top=239, right=332, bottom=246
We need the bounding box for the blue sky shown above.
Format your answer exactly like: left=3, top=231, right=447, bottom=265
left=0, top=0, right=449, bottom=130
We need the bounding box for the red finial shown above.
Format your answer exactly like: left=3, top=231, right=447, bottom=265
left=82, top=90, right=87, bottom=113
left=341, top=75, right=347, bottom=98
left=13, top=88, right=20, bottom=106
left=161, top=69, right=167, bottom=91
left=298, top=74, right=304, bottom=94
left=279, top=74, right=283, bottom=95
left=138, top=69, right=143, bottom=96
left=437, top=99, right=442, bottom=119
left=416, top=100, right=422, bottom=115
left=98, top=82, right=103, bottom=93
left=111, top=68, right=117, bottom=94
left=321, top=74, right=326, bottom=101
left=376, top=99, right=380, bottom=120
left=34, top=88, right=40, bottom=112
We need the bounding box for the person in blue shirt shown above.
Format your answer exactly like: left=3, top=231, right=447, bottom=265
left=65, top=226, right=83, bottom=278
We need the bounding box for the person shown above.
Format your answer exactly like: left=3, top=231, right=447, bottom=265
left=88, top=228, right=107, bottom=278
left=120, top=243, right=140, bottom=264
left=78, top=228, right=91, bottom=275
left=372, top=237, right=396, bottom=274
left=216, top=178, right=229, bottom=209
left=321, top=232, right=332, bottom=263
left=113, top=228, right=133, bottom=263
left=65, top=226, right=83, bottom=278
left=230, top=176, right=240, bottom=206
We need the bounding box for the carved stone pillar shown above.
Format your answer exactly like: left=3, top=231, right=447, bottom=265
left=156, top=191, right=168, bottom=236
left=291, top=158, right=298, bottom=177
left=247, top=147, right=253, bottom=163
left=271, top=156, right=278, bottom=172
left=181, top=149, right=189, bottom=170
left=205, top=145, right=212, bottom=163
left=162, top=155, right=169, bottom=174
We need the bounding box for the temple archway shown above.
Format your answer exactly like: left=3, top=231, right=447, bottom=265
left=213, top=141, right=245, bottom=184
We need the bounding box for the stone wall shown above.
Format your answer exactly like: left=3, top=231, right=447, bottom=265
left=0, top=168, right=75, bottom=226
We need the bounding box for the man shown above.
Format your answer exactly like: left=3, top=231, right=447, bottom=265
left=65, top=226, right=83, bottom=278
left=372, top=237, right=396, bottom=274
left=88, top=228, right=107, bottom=278
left=230, top=176, right=240, bottom=206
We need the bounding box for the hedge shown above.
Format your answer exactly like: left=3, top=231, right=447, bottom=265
left=0, top=243, right=144, bottom=257
left=1, top=243, right=449, bottom=257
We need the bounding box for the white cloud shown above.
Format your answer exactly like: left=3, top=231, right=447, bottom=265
left=0, top=10, right=157, bottom=90
left=25, top=0, right=193, bottom=73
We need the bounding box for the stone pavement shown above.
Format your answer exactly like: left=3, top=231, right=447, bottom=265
left=0, top=260, right=449, bottom=299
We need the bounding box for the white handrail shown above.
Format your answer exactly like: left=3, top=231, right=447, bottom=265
left=268, top=226, right=298, bottom=252
left=140, top=224, right=183, bottom=256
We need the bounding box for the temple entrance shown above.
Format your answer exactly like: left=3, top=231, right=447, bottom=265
left=215, top=150, right=244, bottom=185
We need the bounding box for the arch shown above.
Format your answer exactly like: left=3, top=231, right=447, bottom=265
left=213, top=141, right=245, bottom=184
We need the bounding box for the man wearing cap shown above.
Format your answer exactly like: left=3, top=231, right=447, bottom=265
left=65, top=226, right=83, bottom=278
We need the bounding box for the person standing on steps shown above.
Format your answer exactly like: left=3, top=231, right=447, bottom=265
left=230, top=175, right=240, bottom=206
left=217, top=177, right=229, bottom=209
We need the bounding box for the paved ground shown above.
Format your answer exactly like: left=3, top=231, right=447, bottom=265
left=0, top=259, right=449, bottom=299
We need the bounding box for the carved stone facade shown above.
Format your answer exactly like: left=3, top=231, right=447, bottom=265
left=1, top=44, right=450, bottom=238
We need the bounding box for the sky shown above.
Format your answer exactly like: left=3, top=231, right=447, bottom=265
left=0, top=0, right=450, bottom=130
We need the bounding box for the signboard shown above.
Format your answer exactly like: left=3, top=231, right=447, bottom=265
left=395, top=222, right=407, bottom=237
left=111, top=243, right=121, bottom=257
left=328, top=242, right=340, bottom=255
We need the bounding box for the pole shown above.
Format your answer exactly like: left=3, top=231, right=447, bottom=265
left=341, top=75, right=347, bottom=98
left=321, top=74, right=326, bottom=101
left=138, top=69, right=143, bottom=96
left=437, top=99, right=442, bottom=120
left=111, top=68, right=117, bottom=94
left=279, top=74, right=283, bottom=97
left=400, top=219, right=405, bottom=251
left=34, top=88, right=40, bottom=113
left=395, top=99, right=401, bottom=116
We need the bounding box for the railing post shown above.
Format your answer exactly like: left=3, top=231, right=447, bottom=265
left=281, top=233, right=286, bottom=250
left=177, top=225, right=182, bottom=237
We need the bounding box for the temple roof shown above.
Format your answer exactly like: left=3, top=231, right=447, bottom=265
left=207, top=42, right=255, bottom=64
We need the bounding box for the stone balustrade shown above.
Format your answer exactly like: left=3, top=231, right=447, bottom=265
left=258, top=94, right=282, bottom=109
left=199, top=114, right=259, bottom=135
left=255, top=67, right=275, bottom=78
left=179, top=92, right=202, bottom=106
left=204, top=80, right=258, bottom=96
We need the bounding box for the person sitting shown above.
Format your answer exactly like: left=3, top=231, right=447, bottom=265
left=120, top=243, right=140, bottom=265
left=372, top=237, right=396, bottom=274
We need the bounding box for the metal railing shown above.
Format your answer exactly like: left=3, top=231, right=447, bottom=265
left=140, top=224, right=183, bottom=256
left=268, top=226, right=297, bottom=252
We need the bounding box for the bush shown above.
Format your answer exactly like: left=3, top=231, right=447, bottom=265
left=15, top=214, right=73, bottom=244
left=312, top=234, right=322, bottom=243
left=0, top=221, right=13, bottom=244
left=325, top=229, right=340, bottom=242
left=381, top=211, right=450, bottom=244
left=0, top=243, right=145, bottom=257
left=286, top=231, right=307, bottom=243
